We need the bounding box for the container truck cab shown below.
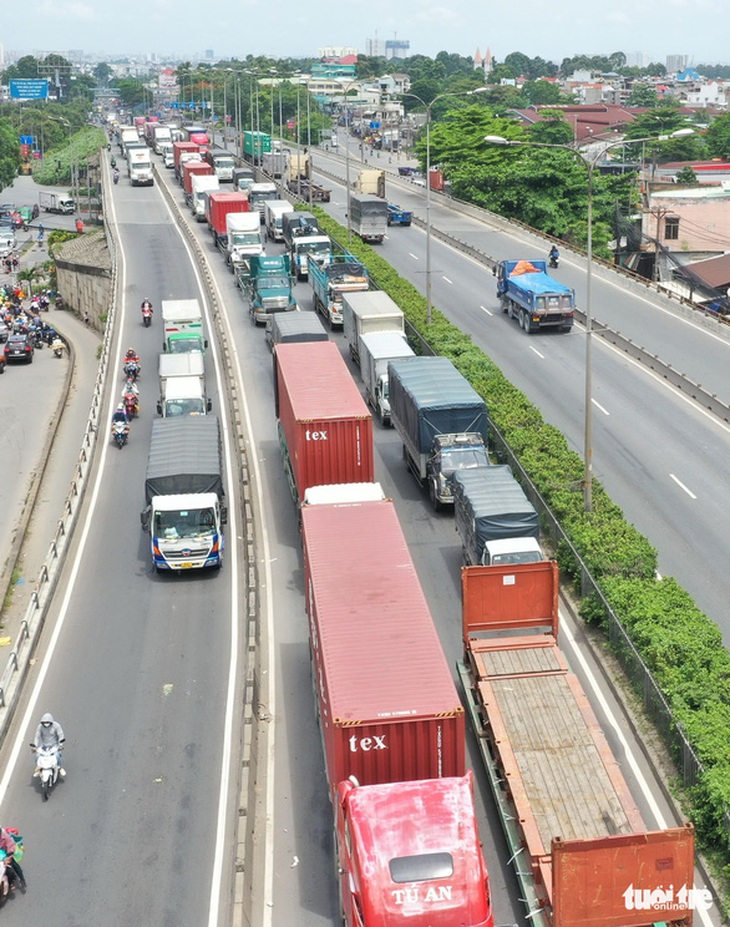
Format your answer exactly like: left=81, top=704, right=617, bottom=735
left=247, top=254, right=296, bottom=325
left=248, top=182, right=278, bottom=223
left=335, top=773, right=494, bottom=927
left=264, top=199, right=293, bottom=242
left=204, top=147, right=235, bottom=182
left=232, top=167, right=256, bottom=193
left=427, top=433, right=490, bottom=510
left=226, top=212, right=264, bottom=279
left=482, top=536, right=543, bottom=566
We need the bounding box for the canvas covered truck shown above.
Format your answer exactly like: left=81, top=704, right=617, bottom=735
left=140, top=416, right=226, bottom=572
left=342, top=290, right=404, bottom=366
left=458, top=560, right=696, bottom=927
left=310, top=252, right=368, bottom=329
left=453, top=465, right=543, bottom=567
left=388, top=356, right=490, bottom=511
left=495, top=259, right=575, bottom=333
left=266, top=309, right=328, bottom=351
left=274, top=340, right=374, bottom=502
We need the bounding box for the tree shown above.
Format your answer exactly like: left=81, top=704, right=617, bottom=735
left=527, top=114, right=574, bottom=146
left=675, top=166, right=699, bottom=184
left=609, top=51, right=627, bottom=70
left=94, top=62, right=113, bottom=85
left=0, top=122, right=21, bottom=191
left=503, top=52, right=532, bottom=79
left=522, top=81, right=563, bottom=105
left=626, top=85, right=659, bottom=107
left=705, top=113, right=730, bottom=159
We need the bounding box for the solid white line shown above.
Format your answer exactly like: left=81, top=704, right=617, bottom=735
left=592, top=399, right=610, bottom=416
left=480, top=305, right=493, bottom=316
left=443, top=275, right=453, bottom=285
left=670, top=473, right=697, bottom=499
left=529, top=346, right=544, bottom=359
left=409, top=253, right=419, bottom=261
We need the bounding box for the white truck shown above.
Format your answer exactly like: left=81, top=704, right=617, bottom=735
left=226, top=212, right=264, bottom=274
left=159, top=143, right=175, bottom=168
left=127, top=147, right=154, bottom=186
left=358, top=330, right=415, bottom=427
left=162, top=298, right=207, bottom=354
left=291, top=235, right=332, bottom=282
left=152, top=124, right=173, bottom=154
left=342, top=290, right=405, bottom=366
left=190, top=174, right=220, bottom=221
left=119, top=126, right=138, bottom=158
left=247, top=182, right=278, bottom=223
left=264, top=199, right=293, bottom=243
left=157, top=353, right=210, bottom=418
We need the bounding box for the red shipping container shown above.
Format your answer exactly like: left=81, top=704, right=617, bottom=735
left=275, top=341, right=374, bottom=501
left=181, top=159, right=213, bottom=194
left=172, top=140, right=200, bottom=172
left=301, top=495, right=465, bottom=796
left=205, top=191, right=250, bottom=235
left=429, top=168, right=445, bottom=192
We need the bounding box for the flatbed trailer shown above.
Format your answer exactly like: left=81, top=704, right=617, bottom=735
left=458, top=560, right=695, bottom=927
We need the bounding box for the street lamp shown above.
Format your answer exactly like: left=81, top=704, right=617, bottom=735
left=404, top=88, right=488, bottom=324
left=336, top=78, right=361, bottom=243
left=484, top=128, right=693, bottom=512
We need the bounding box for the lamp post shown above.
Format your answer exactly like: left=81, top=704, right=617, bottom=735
left=337, top=78, right=361, bottom=243
left=402, top=88, right=488, bottom=325
left=484, top=128, right=693, bottom=512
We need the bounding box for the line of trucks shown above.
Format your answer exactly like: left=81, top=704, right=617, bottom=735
left=268, top=338, right=695, bottom=927
left=139, top=298, right=226, bottom=573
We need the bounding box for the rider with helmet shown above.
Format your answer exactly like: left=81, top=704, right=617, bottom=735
left=33, top=712, right=66, bottom=778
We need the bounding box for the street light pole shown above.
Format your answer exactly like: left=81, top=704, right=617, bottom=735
left=404, top=88, right=487, bottom=324
left=484, top=128, right=693, bottom=512
left=338, top=78, right=360, bottom=244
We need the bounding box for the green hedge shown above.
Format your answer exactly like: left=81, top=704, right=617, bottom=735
left=312, top=207, right=730, bottom=877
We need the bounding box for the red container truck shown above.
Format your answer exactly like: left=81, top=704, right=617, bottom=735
left=172, top=140, right=201, bottom=179
left=205, top=191, right=249, bottom=251
left=300, top=492, right=465, bottom=792
left=335, top=772, right=494, bottom=927
left=181, top=159, right=213, bottom=196
left=458, top=560, right=696, bottom=927
left=274, top=341, right=374, bottom=502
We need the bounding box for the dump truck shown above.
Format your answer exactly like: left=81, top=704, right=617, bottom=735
left=358, top=330, right=414, bottom=427
left=140, top=416, right=226, bottom=572
left=495, top=259, right=575, bottom=333
left=246, top=254, right=296, bottom=325
left=458, top=560, right=695, bottom=927
left=453, top=465, right=543, bottom=567
left=274, top=340, right=374, bottom=502
left=342, top=290, right=404, bottom=366
left=388, top=356, right=490, bottom=510
left=310, top=252, right=368, bottom=329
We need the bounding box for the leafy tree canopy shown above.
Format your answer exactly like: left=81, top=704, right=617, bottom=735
left=522, top=80, right=564, bottom=105
left=705, top=113, right=730, bottom=159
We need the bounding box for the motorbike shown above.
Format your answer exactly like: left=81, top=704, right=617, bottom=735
left=31, top=743, right=61, bottom=801
left=123, top=360, right=140, bottom=382
left=113, top=169, right=120, bottom=185
left=111, top=419, right=129, bottom=449
left=141, top=303, right=153, bottom=328
left=51, top=337, right=64, bottom=358
left=123, top=390, right=140, bottom=419
left=548, top=251, right=559, bottom=269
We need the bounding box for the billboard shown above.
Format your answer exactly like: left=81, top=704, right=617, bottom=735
left=10, top=80, right=49, bottom=100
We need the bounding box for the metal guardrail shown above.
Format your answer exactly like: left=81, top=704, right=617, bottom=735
left=0, top=185, right=120, bottom=737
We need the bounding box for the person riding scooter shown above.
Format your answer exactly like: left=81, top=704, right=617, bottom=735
left=548, top=244, right=560, bottom=269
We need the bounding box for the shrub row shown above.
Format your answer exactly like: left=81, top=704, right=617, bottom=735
left=312, top=207, right=730, bottom=875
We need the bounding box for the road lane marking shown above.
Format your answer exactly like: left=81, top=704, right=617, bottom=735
left=529, top=346, right=544, bottom=359
left=480, top=305, right=493, bottom=316
left=443, top=275, right=453, bottom=284
left=670, top=473, right=697, bottom=499
left=409, top=253, right=419, bottom=260
left=592, top=399, right=610, bottom=415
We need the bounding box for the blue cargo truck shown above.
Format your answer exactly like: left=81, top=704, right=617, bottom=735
left=388, top=356, right=490, bottom=511
left=495, top=259, right=575, bottom=333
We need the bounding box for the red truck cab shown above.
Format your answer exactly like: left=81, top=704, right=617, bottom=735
left=335, top=772, right=493, bottom=927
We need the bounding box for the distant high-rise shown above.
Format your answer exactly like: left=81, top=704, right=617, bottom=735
left=626, top=51, right=650, bottom=68
left=385, top=39, right=409, bottom=60
left=205, top=48, right=214, bottom=60
left=666, top=54, right=690, bottom=73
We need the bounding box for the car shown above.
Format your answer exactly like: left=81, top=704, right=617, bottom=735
left=0, top=319, right=9, bottom=343
left=4, top=332, right=34, bottom=364
left=0, top=229, right=17, bottom=254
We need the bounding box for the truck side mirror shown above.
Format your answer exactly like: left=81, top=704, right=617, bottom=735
left=156, top=402, right=162, bottom=416
left=204, top=339, right=209, bottom=349
left=220, top=506, right=228, bottom=527
left=206, top=399, right=212, bottom=413
left=140, top=508, right=150, bottom=532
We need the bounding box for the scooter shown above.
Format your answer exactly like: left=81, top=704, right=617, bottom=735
left=113, top=169, right=120, bottom=185
left=123, top=391, right=140, bottom=419
left=112, top=419, right=129, bottom=449
left=51, top=337, right=64, bottom=358
left=548, top=251, right=559, bottom=269
left=31, top=743, right=61, bottom=801
left=141, top=303, right=153, bottom=328
left=123, top=360, right=140, bottom=382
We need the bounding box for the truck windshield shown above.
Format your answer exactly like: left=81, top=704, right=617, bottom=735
left=231, top=232, right=261, bottom=247
left=297, top=240, right=330, bottom=256
left=490, top=550, right=543, bottom=565
left=164, top=399, right=206, bottom=417
left=440, top=448, right=489, bottom=474
left=260, top=277, right=289, bottom=290
left=215, top=158, right=234, bottom=169
left=169, top=338, right=203, bottom=354
left=154, top=507, right=216, bottom=539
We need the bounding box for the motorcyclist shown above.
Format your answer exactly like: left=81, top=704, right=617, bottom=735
left=33, top=712, right=65, bottom=778
left=113, top=168, right=120, bottom=184
left=549, top=244, right=560, bottom=266
left=125, top=347, right=140, bottom=365
left=140, top=298, right=153, bottom=314
left=122, top=376, right=139, bottom=399
left=0, top=827, right=25, bottom=891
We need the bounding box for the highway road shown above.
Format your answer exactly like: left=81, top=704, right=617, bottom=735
left=0, top=145, right=716, bottom=927
left=309, top=149, right=730, bottom=643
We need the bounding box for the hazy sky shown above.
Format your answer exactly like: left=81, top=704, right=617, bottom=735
left=4, top=0, right=727, bottom=66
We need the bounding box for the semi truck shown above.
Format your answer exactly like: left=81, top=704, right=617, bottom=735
left=265, top=310, right=328, bottom=351
left=247, top=182, right=278, bottom=223
left=157, top=352, right=210, bottom=418
left=161, top=298, right=207, bottom=354
left=341, top=290, right=404, bottom=366
left=38, top=191, right=75, bottom=215
left=310, top=253, right=368, bottom=329
left=232, top=166, right=256, bottom=193
left=140, top=416, right=226, bottom=572
left=358, top=330, right=414, bottom=426
left=182, top=159, right=213, bottom=200
left=172, top=141, right=201, bottom=180
left=287, top=151, right=309, bottom=183
left=274, top=340, right=374, bottom=502
left=387, top=203, right=412, bottom=226
left=242, top=130, right=271, bottom=164
left=225, top=211, right=264, bottom=277
left=300, top=490, right=464, bottom=787
left=290, top=179, right=331, bottom=202
left=495, top=259, right=575, bottom=333
left=152, top=124, right=173, bottom=154
left=335, top=773, right=493, bottom=927
left=458, top=560, right=695, bottom=927
left=453, top=465, right=543, bottom=566
left=127, top=147, right=154, bottom=185
left=349, top=193, right=388, bottom=244
left=246, top=254, right=296, bottom=325
left=190, top=174, right=220, bottom=222
left=354, top=168, right=385, bottom=197
left=205, top=191, right=249, bottom=251
left=204, top=148, right=235, bottom=182
left=388, top=356, right=490, bottom=511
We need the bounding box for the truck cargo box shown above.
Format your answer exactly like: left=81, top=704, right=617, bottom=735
left=342, top=290, right=404, bottom=365
left=144, top=416, right=223, bottom=504
left=181, top=159, right=213, bottom=194
left=301, top=496, right=465, bottom=793
left=388, top=356, right=488, bottom=454
left=274, top=341, right=374, bottom=501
